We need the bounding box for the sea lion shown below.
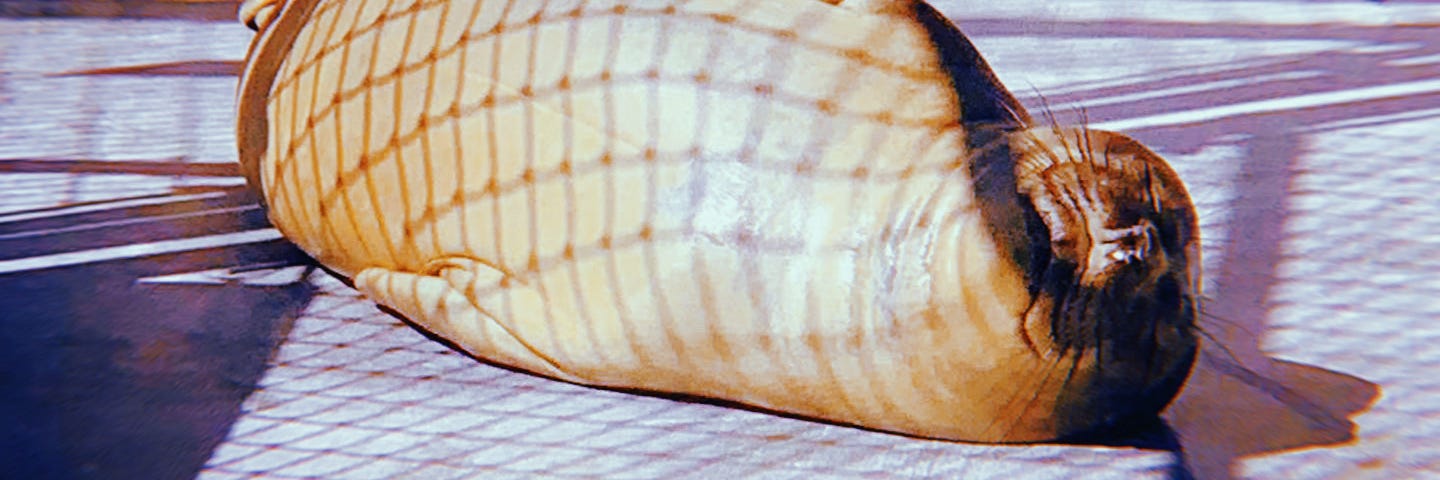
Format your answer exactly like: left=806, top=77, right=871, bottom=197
left=236, top=0, right=1200, bottom=442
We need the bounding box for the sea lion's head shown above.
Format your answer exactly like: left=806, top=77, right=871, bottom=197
left=989, top=126, right=1201, bottom=440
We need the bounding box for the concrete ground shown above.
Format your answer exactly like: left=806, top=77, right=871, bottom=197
left=1, top=1, right=1437, bottom=479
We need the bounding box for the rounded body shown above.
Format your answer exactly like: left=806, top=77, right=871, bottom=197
left=239, top=0, right=1200, bottom=442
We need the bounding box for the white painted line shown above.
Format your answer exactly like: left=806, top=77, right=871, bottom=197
left=1305, top=106, right=1440, bottom=132
left=0, top=228, right=284, bottom=275
left=137, top=266, right=237, bottom=285
left=1092, top=79, right=1440, bottom=131
left=1386, top=54, right=1440, bottom=68
left=1022, top=57, right=1300, bottom=98
left=138, top=264, right=309, bottom=286
left=1071, top=71, right=1322, bottom=110
left=0, top=205, right=259, bottom=241
left=1305, top=105, right=1440, bottom=131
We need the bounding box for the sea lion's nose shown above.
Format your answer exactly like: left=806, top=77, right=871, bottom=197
left=1087, top=221, right=1156, bottom=275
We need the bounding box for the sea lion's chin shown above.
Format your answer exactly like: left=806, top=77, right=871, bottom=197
left=1005, top=126, right=1202, bottom=438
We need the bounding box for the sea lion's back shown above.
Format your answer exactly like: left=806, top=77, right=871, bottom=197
left=252, top=0, right=975, bottom=276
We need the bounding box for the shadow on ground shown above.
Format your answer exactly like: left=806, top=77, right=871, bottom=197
left=966, top=16, right=1434, bottom=479
left=0, top=195, right=314, bottom=479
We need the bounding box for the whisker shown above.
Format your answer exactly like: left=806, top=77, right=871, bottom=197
left=993, top=343, right=1072, bottom=441
left=1001, top=349, right=1084, bottom=442
left=1195, top=299, right=1262, bottom=338
left=980, top=345, right=1050, bottom=438
left=1142, top=161, right=1156, bottom=214
left=1052, top=285, right=1072, bottom=353
left=1059, top=263, right=1089, bottom=355
left=1087, top=288, right=1102, bottom=376
left=1192, top=320, right=1251, bottom=370
left=1142, top=298, right=1162, bottom=379
left=1030, top=87, right=1067, bottom=141
left=1073, top=105, right=1095, bottom=168
left=998, top=99, right=1032, bottom=129
left=1075, top=128, right=1100, bottom=205
left=1103, top=134, right=1117, bottom=171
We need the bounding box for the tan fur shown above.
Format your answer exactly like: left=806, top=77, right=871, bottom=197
left=239, top=0, right=1198, bottom=442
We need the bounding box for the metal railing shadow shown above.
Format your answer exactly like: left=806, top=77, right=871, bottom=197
left=962, top=16, right=1438, bottom=479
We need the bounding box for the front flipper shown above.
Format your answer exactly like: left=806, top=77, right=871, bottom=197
left=354, top=257, right=579, bottom=382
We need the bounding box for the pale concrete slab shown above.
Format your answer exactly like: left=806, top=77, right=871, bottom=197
left=2, top=1, right=1435, bottom=478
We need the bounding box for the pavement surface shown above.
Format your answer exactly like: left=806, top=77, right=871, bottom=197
left=1, top=1, right=1438, bottom=479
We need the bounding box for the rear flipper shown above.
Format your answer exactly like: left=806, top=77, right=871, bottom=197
left=353, top=257, right=579, bottom=382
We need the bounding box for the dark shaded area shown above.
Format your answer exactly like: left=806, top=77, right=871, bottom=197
left=913, top=2, right=1030, bottom=128
left=0, top=189, right=315, bottom=479
left=0, top=0, right=239, bottom=21
left=1157, top=125, right=1382, bottom=480
left=0, top=263, right=312, bottom=479
left=913, top=3, right=1045, bottom=289
left=0, top=158, right=240, bottom=177
left=1061, top=417, right=1195, bottom=480
left=51, top=60, right=245, bottom=77
left=0, top=5, right=319, bottom=473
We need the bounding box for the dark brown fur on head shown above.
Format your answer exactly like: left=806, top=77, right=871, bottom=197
left=905, top=0, right=1201, bottom=437
left=1007, top=125, right=1201, bottom=436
